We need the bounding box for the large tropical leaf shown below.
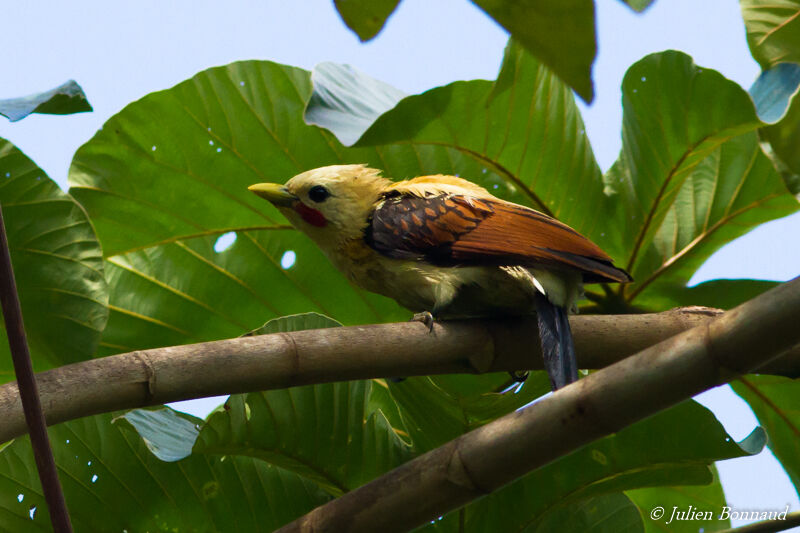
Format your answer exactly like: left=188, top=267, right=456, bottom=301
left=601, top=51, right=799, bottom=307
left=129, top=384, right=764, bottom=531
left=731, top=375, right=800, bottom=495
left=750, top=62, right=800, bottom=195
left=195, top=382, right=414, bottom=497
left=0, top=80, right=92, bottom=122
left=121, top=313, right=412, bottom=499
left=350, top=40, right=609, bottom=238
left=304, top=62, right=406, bottom=146
left=194, top=312, right=412, bottom=496
left=96, top=231, right=404, bottom=355
left=68, top=61, right=503, bottom=258
left=469, top=1, right=596, bottom=102
left=530, top=492, right=644, bottom=532
left=0, top=139, right=107, bottom=383
left=626, top=466, right=731, bottom=532
left=69, top=43, right=610, bottom=347
left=628, top=132, right=798, bottom=305
left=384, top=373, right=551, bottom=453
left=636, top=279, right=780, bottom=311
left=307, top=48, right=799, bottom=312
left=740, top=0, right=800, bottom=69
left=0, top=413, right=330, bottom=531
left=68, top=44, right=597, bottom=256
left=330, top=0, right=596, bottom=102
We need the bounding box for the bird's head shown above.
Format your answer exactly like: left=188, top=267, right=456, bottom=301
left=249, top=164, right=391, bottom=244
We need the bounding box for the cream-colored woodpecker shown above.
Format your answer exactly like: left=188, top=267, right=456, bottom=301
left=249, top=164, right=631, bottom=390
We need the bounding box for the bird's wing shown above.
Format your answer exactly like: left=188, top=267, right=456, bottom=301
left=365, top=193, right=631, bottom=283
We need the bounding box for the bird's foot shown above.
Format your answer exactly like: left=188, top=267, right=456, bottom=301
left=411, top=311, right=435, bottom=333
left=509, top=370, right=529, bottom=383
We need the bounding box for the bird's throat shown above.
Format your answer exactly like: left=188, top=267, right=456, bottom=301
left=294, top=203, right=327, bottom=227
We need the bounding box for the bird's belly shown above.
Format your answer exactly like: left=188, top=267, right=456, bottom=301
left=329, top=240, right=580, bottom=317
left=349, top=256, right=539, bottom=317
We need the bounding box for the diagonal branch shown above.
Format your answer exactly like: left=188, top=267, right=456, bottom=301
left=277, top=277, right=800, bottom=533
left=0, top=305, right=799, bottom=446
left=0, top=205, right=73, bottom=532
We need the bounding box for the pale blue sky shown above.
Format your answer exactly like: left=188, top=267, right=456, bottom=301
left=1, top=0, right=798, bottom=527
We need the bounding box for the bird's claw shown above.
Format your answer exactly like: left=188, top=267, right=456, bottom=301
left=509, top=370, right=529, bottom=383
left=411, top=311, right=435, bottom=333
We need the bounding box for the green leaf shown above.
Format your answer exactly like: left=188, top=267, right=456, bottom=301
left=355, top=40, right=609, bottom=237
left=332, top=0, right=401, bottom=41
left=333, top=0, right=599, bottom=101
left=0, top=80, right=92, bottom=122
left=471, top=1, right=596, bottom=102
left=628, top=131, right=798, bottom=304
left=0, top=139, right=107, bottom=384
left=244, top=311, right=342, bottom=336
left=618, top=0, right=656, bottom=13
left=169, top=312, right=413, bottom=497
left=626, top=465, right=731, bottom=532
left=119, top=407, right=201, bottom=462
left=386, top=373, right=551, bottom=452
left=66, top=59, right=510, bottom=335
left=532, top=493, right=644, bottom=533
left=0, top=413, right=331, bottom=531
left=69, top=49, right=597, bottom=256
left=444, top=401, right=764, bottom=531
left=602, top=51, right=798, bottom=306
left=731, top=375, right=800, bottom=495
left=305, top=62, right=406, bottom=146
left=750, top=62, right=800, bottom=123
left=751, top=63, right=800, bottom=195
left=68, top=47, right=608, bottom=343
left=96, top=231, right=404, bottom=356
left=740, top=0, right=800, bottom=70
left=636, top=279, right=780, bottom=311
left=118, top=313, right=408, bottom=511
left=195, top=382, right=413, bottom=497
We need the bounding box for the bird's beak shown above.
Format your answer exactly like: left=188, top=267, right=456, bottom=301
left=248, top=183, right=298, bottom=207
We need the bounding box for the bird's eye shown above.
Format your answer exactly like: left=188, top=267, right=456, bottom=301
left=307, top=185, right=331, bottom=203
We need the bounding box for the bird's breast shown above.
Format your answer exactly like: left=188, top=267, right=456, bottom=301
left=330, top=238, right=553, bottom=316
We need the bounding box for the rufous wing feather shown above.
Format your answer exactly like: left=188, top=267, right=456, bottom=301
left=366, top=193, right=631, bottom=284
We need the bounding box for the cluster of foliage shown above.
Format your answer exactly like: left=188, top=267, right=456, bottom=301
left=0, top=0, right=798, bottom=531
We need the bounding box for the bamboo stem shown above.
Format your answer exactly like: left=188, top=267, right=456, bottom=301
left=0, top=306, right=798, bottom=445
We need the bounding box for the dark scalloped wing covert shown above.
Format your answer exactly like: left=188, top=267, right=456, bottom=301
left=364, top=193, right=631, bottom=284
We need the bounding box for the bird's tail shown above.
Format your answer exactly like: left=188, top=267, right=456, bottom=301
left=534, top=293, right=578, bottom=390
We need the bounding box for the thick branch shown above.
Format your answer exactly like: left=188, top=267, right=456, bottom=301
left=277, top=278, right=800, bottom=533
left=0, top=308, right=798, bottom=445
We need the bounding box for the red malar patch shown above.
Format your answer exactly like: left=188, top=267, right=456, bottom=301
left=294, top=203, right=327, bottom=227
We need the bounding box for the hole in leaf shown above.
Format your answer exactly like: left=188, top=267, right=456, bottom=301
left=214, top=232, right=237, bottom=253
left=281, top=250, right=296, bottom=269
